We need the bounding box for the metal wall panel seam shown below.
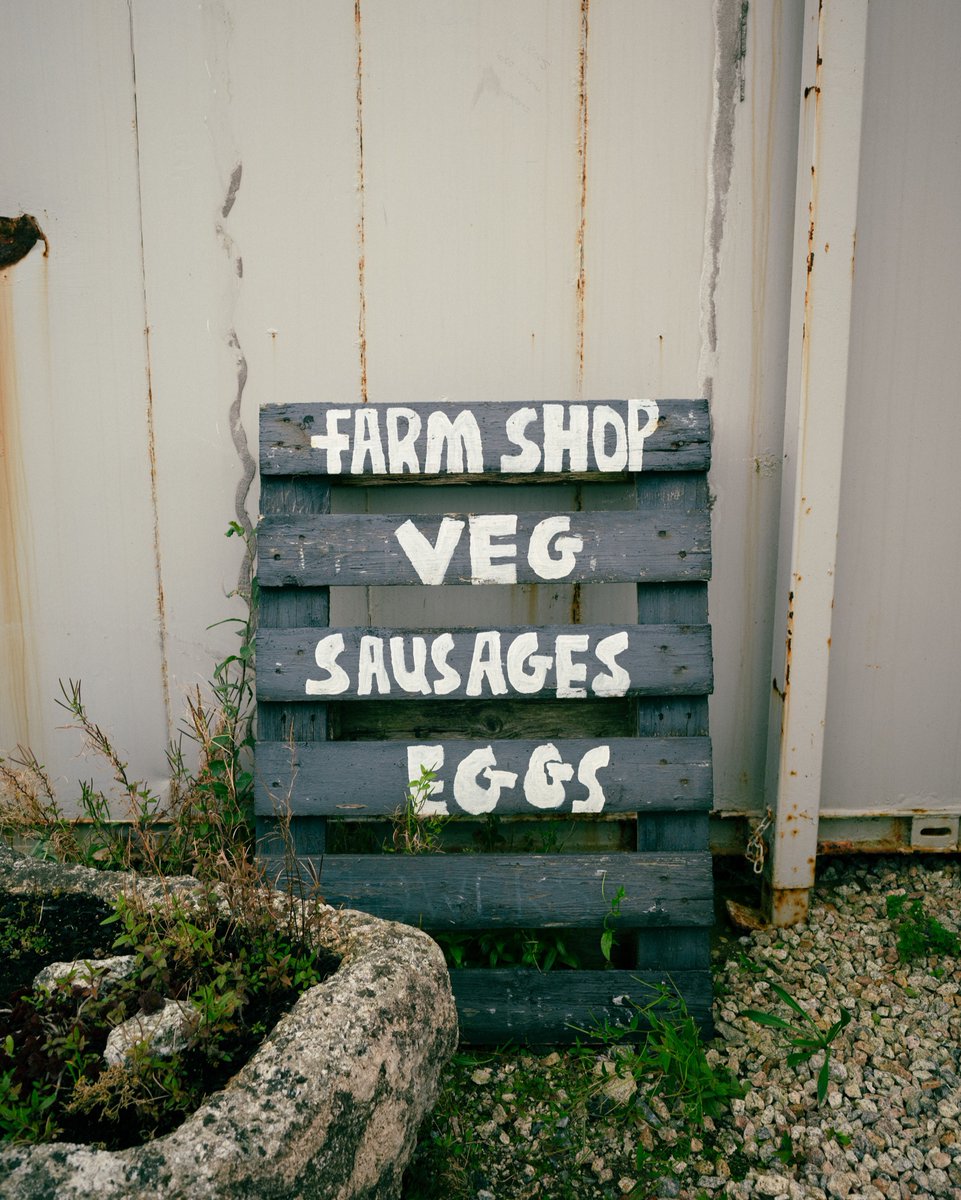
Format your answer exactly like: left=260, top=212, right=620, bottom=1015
left=127, top=0, right=172, bottom=743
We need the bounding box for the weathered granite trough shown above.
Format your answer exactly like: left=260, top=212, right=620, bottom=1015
left=0, top=844, right=457, bottom=1199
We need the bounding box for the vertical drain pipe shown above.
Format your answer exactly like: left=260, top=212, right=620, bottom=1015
left=763, top=0, right=869, bottom=924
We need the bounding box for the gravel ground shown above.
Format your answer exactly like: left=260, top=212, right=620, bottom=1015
left=404, top=855, right=961, bottom=1200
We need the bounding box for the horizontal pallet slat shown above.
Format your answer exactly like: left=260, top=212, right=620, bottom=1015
left=257, top=509, right=710, bottom=588
left=261, top=399, right=710, bottom=478
left=451, top=968, right=714, bottom=1042
left=261, top=851, right=713, bottom=929
left=255, top=736, right=712, bottom=817
left=256, top=623, right=713, bottom=702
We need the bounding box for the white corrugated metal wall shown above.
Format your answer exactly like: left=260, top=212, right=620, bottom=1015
left=1, top=2, right=959, bottom=885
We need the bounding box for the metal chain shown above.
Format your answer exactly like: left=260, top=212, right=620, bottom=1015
left=745, top=807, right=774, bottom=875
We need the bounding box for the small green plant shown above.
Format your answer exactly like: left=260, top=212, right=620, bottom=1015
left=600, top=880, right=626, bottom=965
left=0, top=1036, right=61, bottom=1144
left=436, top=927, right=580, bottom=972
left=0, top=521, right=349, bottom=1149
left=406, top=985, right=746, bottom=1200
left=742, top=979, right=851, bottom=1105
left=775, top=1131, right=797, bottom=1165
left=570, top=983, right=747, bottom=1130
left=0, top=523, right=258, bottom=877
left=0, top=901, right=51, bottom=963
left=0, top=863, right=338, bottom=1148
left=886, top=893, right=960, bottom=962
left=389, top=765, right=448, bottom=855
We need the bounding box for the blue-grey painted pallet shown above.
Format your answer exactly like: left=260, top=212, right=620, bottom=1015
left=254, top=736, right=713, bottom=818
left=258, top=509, right=710, bottom=588
left=256, top=623, right=712, bottom=701
left=260, top=399, right=710, bottom=478
left=451, top=969, right=713, bottom=1042
left=255, top=398, right=715, bottom=1041
left=261, top=851, right=713, bottom=929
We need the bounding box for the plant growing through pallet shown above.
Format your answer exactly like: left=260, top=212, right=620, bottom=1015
left=600, top=880, right=626, bottom=965
left=389, top=764, right=448, bottom=855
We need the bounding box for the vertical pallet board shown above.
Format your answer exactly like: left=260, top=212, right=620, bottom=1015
left=256, top=400, right=714, bottom=1040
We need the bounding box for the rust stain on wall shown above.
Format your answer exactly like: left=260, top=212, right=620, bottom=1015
left=355, top=0, right=369, bottom=404
left=128, top=6, right=174, bottom=738
left=575, top=0, right=590, bottom=395
left=0, top=271, right=40, bottom=748
left=141, top=321, right=172, bottom=725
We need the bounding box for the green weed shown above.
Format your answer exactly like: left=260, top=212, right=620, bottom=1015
left=0, top=523, right=257, bottom=877
left=404, top=985, right=746, bottom=1199
left=600, top=880, right=626, bottom=965
left=437, top=928, right=579, bottom=972
left=741, top=979, right=851, bottom=1105
left=389, top=765, right=448, bottom=855
left=0, top=524, right=342, bottom=1148
left=886, top=893, right=960, bottom=962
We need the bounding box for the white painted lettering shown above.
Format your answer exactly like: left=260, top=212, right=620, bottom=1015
left=499, top=407, right=541, bottom=472
left=591, top=405, right=628, bottom=472
left=429, top=633, right=462, bottom=694
left=466, top=631, right=508, bottom=697
left=571, top=745, right=610, bottom=813
left=350, top=407, right=387, bottom=475
left=523, top=743, right=574, bottom=810
left=406, top=745, right=448, bottom=816
left=394, top=517, right=465, bottom=586
left=357, top=635, right=391, bottom=695
left=298, top=628, right=636, bottom=699
left=591, top=631, right=630, bottom=697
left=627, top=399, right=660, bottom=471
left=385, top=407, right=422, bottom=474
left=543, top=404, right=589, bottom=472
left=309, top=408, right=352, bottom=473
left=554, top=634, right=590, bottom=698
left=305, top=632, right=350, bottom=696
left=505, top=632, right=553, bottom=694
left=468, top=514, right=518, bottom=585
left=389, top=636, right=431, bottom=695
left=453, top=746, right=517, bottom=815
left=527, top=515, right=583, bottom=581
left=424, top=410, right=483, bottom=474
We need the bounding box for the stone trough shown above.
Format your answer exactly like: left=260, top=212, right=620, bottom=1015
left=0, top=844, right=458, bottom=1199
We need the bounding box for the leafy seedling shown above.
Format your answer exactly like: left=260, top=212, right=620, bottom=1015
left=742, top=980, right=851, bottom=1105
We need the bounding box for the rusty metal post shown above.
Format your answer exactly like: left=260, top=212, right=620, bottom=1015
left=763, top=0, right=869, bottom=925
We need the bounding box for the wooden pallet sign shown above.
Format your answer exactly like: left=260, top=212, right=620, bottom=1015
left=256, top=399, right=714, bottom=1041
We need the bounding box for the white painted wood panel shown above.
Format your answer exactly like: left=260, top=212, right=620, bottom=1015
left=360, top=0, right=583, bottom=405
left=582, top=0, right=714, bottom=400
left=0, top=2, right=169, bottom=802
left=131, top=0, right=361, bottom=715
left=708, top=0, right=804, bottom=811
left=822, top=0, right=961, bottom=813
left=15, top=2, right=952, bottom=844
